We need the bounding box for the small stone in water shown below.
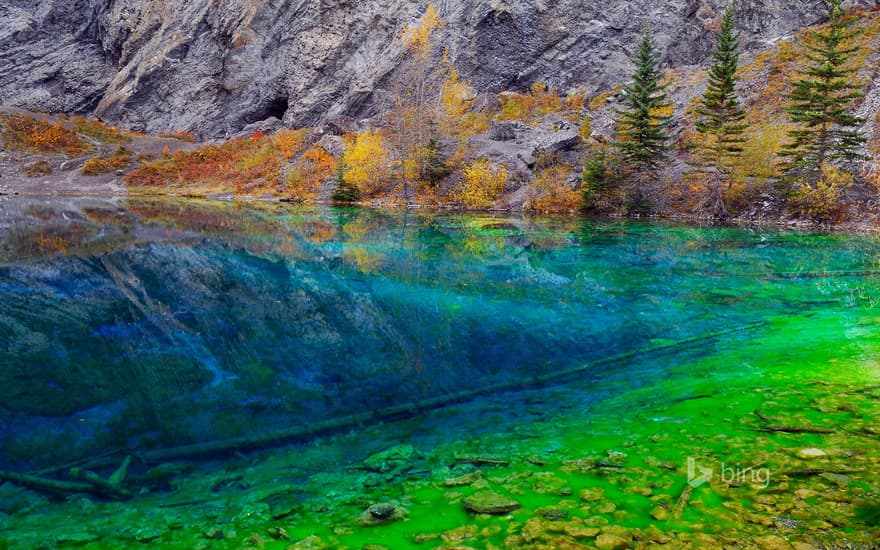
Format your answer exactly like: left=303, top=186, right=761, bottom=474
left=358, top=503, right=406, bottom=526
left=267, top=526, right=291, bottom=540
left=596, top=533, right=630, bottom=550
left=444, top=472, right=482, bottom=487
left=134, top=527, right=163, bottom=542
left=579, top=487, right=605, bottom=502
left=462, top=491, right=521, bottom=515
left=797, top=448, right=827, bottom=460
left=369, top=503, right=396, bottom=519
left=537, top=507, right=569, bottom=520
left=203, top=528, right=225, bottom=540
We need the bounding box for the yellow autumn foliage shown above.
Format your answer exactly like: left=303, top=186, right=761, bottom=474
left=402, top=3, right=444, bottom=61
left=498, top=82, right=583, bottom=124
left=342, top=130, right=393, bottom=197
left=789, top=164, right=853, bottom=222
left=457, top=159, right=508, bottom=208
left=530, top=166, right=581, bottom=213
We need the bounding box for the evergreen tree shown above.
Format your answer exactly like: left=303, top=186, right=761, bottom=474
left=582, top=151, right=616, bottom=212
left=614, top=27, right=673, bottom=176
left=330, top=163, right=359, bottom=203
left=691, top=4, right=748, bottom=216
left=420, top=125, right=452, bottom=187
left=693, top=5, right=747, bottom=174
left=780, top=0, right=867, bottom=181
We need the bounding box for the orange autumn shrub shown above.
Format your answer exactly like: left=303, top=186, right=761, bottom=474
left=275, top=129, right=310, bottom=159
left=0, top=114, right=90, bottom=155
left=126, top=129, right=311, bottom=194
left=285, top=145, right=336, bottom=200
left=81, top=147, right=133, bottom=175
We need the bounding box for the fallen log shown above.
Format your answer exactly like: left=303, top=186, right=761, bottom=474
left=0, top=470, right=98, bottom=497
left=672, top=484, right=694, bottom=519
left=46, top=322, right=767, bottom=471
left=782, top=469, right=858, bottom=477
left=1, top=456, right=132, bottom=500
left=757, top=426, right=835, bottom=435
left=753, top=409, right=835, bottom=434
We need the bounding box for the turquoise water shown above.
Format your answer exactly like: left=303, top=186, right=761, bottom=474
left=0, top=198, right=878, bottom=548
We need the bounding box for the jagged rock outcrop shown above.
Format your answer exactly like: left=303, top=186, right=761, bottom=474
left=0, top=1, right=869, bottom=137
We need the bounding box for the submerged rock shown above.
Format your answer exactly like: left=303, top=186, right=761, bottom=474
left=363, top=444, right=419, bottom=474
left=357, top=503, right=407, bottom=526
left=462, top=491, right=521, bottom=515
left=56, top=531, right=101, bottom=545
left=133, top=527, right=164, bottom=542
left=444, top=472, right=483, bottom=487
left=579, top=487, right=605, bottom=503
left=287, top=535, right=328, bottom=549
left=797, top=448, right=827, bottom=460
left=595, top=533, right=630, bottom=550
left=266, top=526, right=291, bottom=540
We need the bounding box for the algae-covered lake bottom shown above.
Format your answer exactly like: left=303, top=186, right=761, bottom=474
left=0, top=198, right=879, bottom=549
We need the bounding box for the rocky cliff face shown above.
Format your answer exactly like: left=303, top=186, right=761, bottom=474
left=0, top=0, right=866, bottom=137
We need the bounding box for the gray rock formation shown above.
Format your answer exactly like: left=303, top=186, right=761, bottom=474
left=0, top=0, right=865, bottom=137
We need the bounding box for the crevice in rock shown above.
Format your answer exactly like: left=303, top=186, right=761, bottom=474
left=248, top=95, right=289, bottom=124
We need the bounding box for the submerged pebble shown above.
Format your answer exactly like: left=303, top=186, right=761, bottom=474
left=797, top=448, right=827, bottom=460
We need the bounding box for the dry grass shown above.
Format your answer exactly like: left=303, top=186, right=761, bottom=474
left=498, top=82, right=584, bottom=125
left=158, top=131, right=197, bottom=143
left=24, top=160, right=52, bottom=177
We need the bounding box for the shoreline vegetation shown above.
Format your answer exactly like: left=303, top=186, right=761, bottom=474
left=2, top=2, right=880, bottom=230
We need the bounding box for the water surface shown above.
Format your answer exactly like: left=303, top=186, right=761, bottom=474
left=0, top=198, right=878, bottom=548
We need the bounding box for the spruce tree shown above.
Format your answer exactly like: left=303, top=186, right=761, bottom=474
left=614, top=27, right=673, bottom=176
left=694, top=5, right=747, bottom=174
left=330, top=163, right=359, bottom=203
left=780, top=0, right=867, bottom=182
left=582, top=151, right=616, bottom=212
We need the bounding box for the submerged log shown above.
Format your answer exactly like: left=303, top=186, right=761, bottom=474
left=752, top=409, right=835, bottom=434
left=46, top=322, right=768, bottom=471
left=672, top=484, right=694, bottom=519
left=1, top=456, right=132, bottom=500
left=757, top=426, right=835, bottom=435
left=782, top=468, right=859, bottom=477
